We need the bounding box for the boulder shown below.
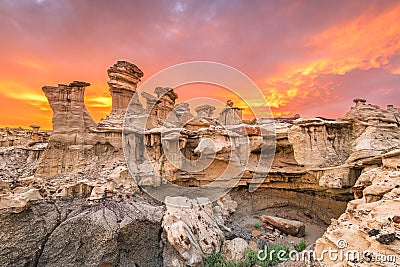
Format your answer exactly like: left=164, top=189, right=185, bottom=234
left=0, top=199, right=164, bottom=267
left=383, top=149, right=400, bottom=169
left=315, top=167, right=400, bottom=266
left=162, top=196, right=225, bottom=266
left=222, top=238, right=249, bottom=263
left=260, top=215, right=305, bottom=237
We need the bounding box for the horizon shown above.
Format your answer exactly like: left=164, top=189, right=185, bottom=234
left=1, top=0, right=400, bottom=129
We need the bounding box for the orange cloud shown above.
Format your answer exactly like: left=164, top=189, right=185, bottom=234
left=262, top=4, right=400, bottom=112
left=18, top=61, right=46, bottom=71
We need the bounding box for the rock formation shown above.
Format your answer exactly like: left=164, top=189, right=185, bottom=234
left=287, top=99, right=400, bottom=192
left=0, top=198, right=164, bottom=267
left=42, top=81, right=96, bottom=143
left=36, top=67, right=140, bottom=176
left=1, top=60, right=399, bottom=266
left=219, top=100, right=243, bottom=125
left=195, top=104, right=216, bottom=118
left=0, top=127, right=48, bottom=181
left=222, top=238, right=249, bottom=263
left=162, top=197, right=225, bottom=266
left=108, top=60, right=143, bottom=115
left=174, top=102, right=194, bottom=125
left=315, top=150, right=400, bottom=266
left=141, top=87, right=180, bottom=129
left=260, top=215, right=306, bottom=237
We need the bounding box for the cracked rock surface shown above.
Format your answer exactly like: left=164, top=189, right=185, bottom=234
left=0, top=199, right=164, bottom=267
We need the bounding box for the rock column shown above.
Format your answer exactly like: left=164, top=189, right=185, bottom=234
left=108, top=61, right=144, bottom=114
left=42, top=81, right=96, bottom=141
left=219, top=100, right=243, bottom=125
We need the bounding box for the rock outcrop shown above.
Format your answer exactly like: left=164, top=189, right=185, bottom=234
left=174, top=102, right=194, bottom=125
left=315, top=150, right=400, bottom=266
left=287, top=99, right=400, bottom=192
left=162, top=196, right=225, bottom=266
left=195, top=104, right=216, bottom=118
left=42, top=81, right=96, bottom=143
left=0, top=199, right=164, bottom=267
left=219, top=100, right=243, bottom=125
left=36, top=65, right=142, bottom=177
left=0, top=145, right=45, bottom=181
left=108, top=60, right=144, bottom=115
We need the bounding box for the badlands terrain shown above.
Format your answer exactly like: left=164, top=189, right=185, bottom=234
left=0, top=61, right=399, bottom=267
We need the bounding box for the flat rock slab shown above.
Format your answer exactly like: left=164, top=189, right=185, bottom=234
left=260, top=215, right=305, bottom=237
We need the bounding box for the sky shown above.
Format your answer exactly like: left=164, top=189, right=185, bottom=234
left=0, top=0, right=399, bottom=129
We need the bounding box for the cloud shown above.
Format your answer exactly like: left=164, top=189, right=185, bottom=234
left=0, top=0, right=399, bottom=127
left=260, top=3, right=400, bottom=116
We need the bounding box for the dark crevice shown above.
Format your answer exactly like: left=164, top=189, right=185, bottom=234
left=32, top=203, right=64, bottom=267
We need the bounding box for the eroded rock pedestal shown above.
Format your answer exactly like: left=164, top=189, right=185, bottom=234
left=42, top=81, right=96, bottom=143
left=108, top=60, right=144, bottom=116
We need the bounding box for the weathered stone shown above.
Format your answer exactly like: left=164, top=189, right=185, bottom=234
left=219, top=100, right=243, bottom=125
left=174, top=102, right=194, bottom=125
left=249, top=240, right=258, bottom=251
left=37, top=200, right=162, bottom=267
left=251, top=229, right=262, bottom=237
left=3, top=60, right=400, bottom=267
left=42, top=81, right=96, bottom=144
left=222, top=238, right=249, bottom=263
left=315, top=166, right=400, bottom=267
left=195, top=104, right=215, bottom=118
left=383, top=149, right=400, bottom=169
left=288, top=118, right=352, bottom=168
left=162, top=197, right=225, bottom=266
left=355, top=166, right=400, bottom=203
left=108, top=60, right=143, bottom=115
left=260, top=215, right=305, bottom=237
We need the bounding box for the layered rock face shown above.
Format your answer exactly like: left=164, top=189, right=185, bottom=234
left=0, top=145, right=44, bottom=181
left=141, top=87, right=179, bottom=129
left=315, top=150, right=400, bottom=267
left=42, top=81, right=96, bottom=143
left=0, top=127, right=48, bottom=181
left=0, top=127, right=49, bottom=147
left=289, top=100, right=400, bottom=168
left=108, top=60, right=143, bottom=115
left=0, top=199, right=164, bottom=267
left=287, top=100, right=400, bottom=191
left=36, top=73, right=137, bottom=177
left=37, top=81, right=110, bottom=176
left=36, top=60, right=400, bottom=198
left=129, top=98, right=399, bottom=198
left=96, top=61, right=144, bottom=129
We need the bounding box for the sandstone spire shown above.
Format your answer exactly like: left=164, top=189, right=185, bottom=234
left=107, top=60, right=144, bottom=114
left=42, top=81, right=96, bottom=142
left=219, top=100, right=243, bottom=125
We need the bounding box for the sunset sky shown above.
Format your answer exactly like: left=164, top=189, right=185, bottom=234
left=0, top=0, right=399, bottom=129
